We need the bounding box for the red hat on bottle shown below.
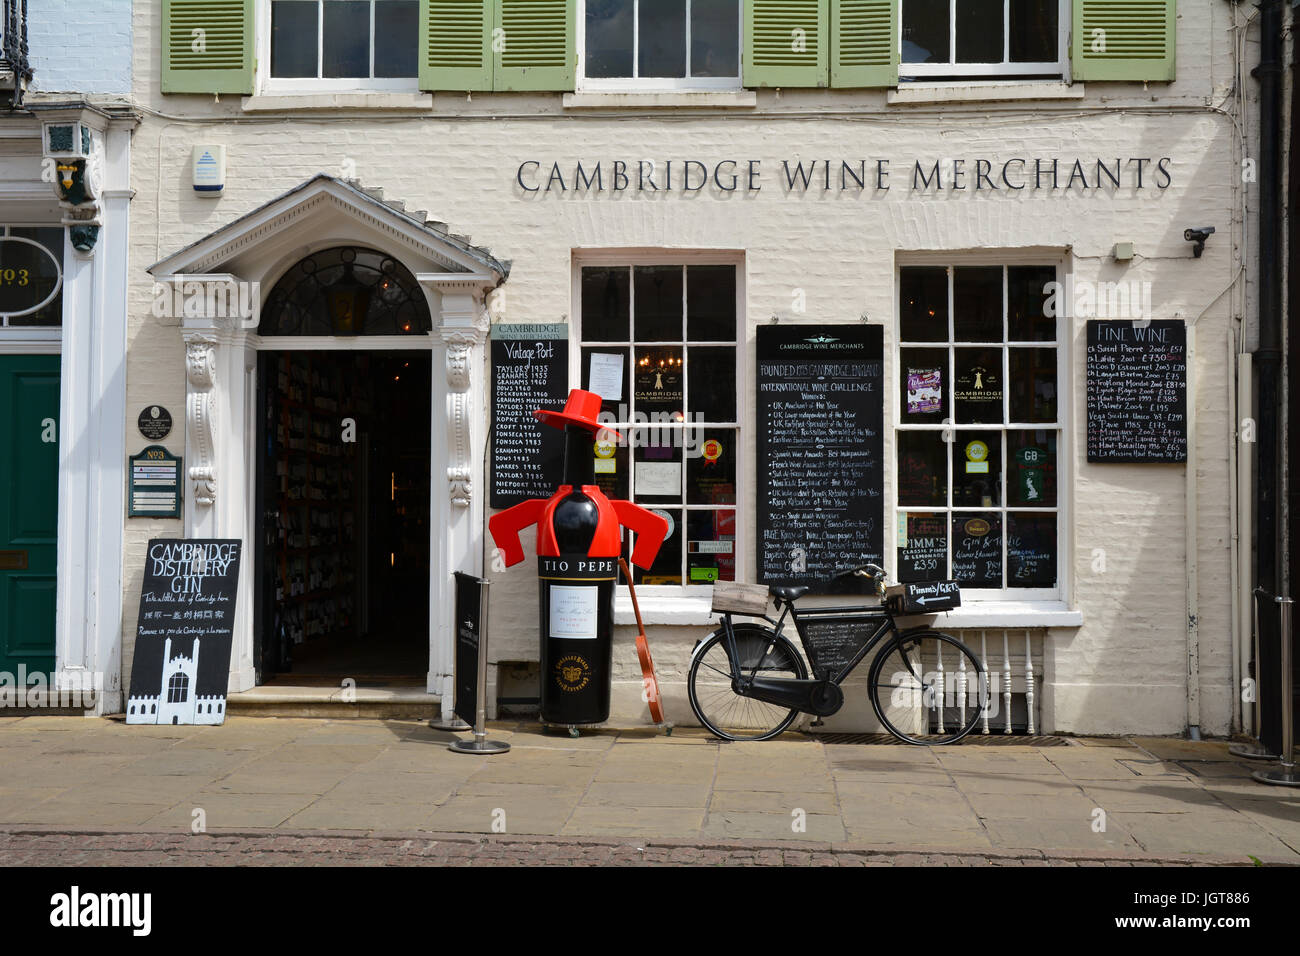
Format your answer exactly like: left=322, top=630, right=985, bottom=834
left=534, top=388, right=622, bottom=440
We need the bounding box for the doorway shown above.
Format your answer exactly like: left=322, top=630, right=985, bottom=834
left=255, top=350, right=431, bottom=682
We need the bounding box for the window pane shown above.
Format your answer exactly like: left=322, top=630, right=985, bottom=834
left=1007, top=430, right=1057, bottom=507
left=272, top=0, right=319, bottom=78
left=954, top=347, right=1003, bottom=424
left=902, top=0, right=950, bottom=63
left=1007, top=265, right=1057, bottom=341
left=953, top=266, right=1001, bottom=341
left=323, top=1, right=371, bottom=77
left=952, top=512, right=1002, bottom=587
left=5, top=227, right=62, bottom=327
left=1010, top=0, right=1058, bottom=63
left=582, top=266, right=630, bottom=341
left=898, top=431, right=947, bottom=507
left=687, top=429, right=736, bottom=504
left=581, top=346, right=630, bottom=420
left=900, top=348, right=948, bottom=424
left=633, top=265, right=682, bottom=341
left=687, top=509, right=736, bottom=584
left=1008, top=512, right=1056, bottom=587
left=956, top=0, right=1004, bottom=63
left=686, top=264, right=735, bottom=341
left=634, top=508, right=682, bottom=584
left=900, top=266, right=948, bottom=341
left=952, top=430, right=1001, bottom=507
left=1009, top=348, right=1057, bottom=422
left=898, top=511, right=947, bottom=582
left=634, top=438, right=682, bottom=505
left=586, top=0, right=635, bottom=77
left=639, top=0, right=687, bottom=77
left=374, top=0, right=418, bottom=77
left=635, top=346, right=684, bottom=421
left=592, top=438, right=629, bottom=500
left=691, top=0, right=739, bottom=76
left=687, top=346, right=736, bottom=422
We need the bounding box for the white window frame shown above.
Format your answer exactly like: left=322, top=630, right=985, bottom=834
left=577, top=0, right=744, bottom=92
left=899, top=0, right=1070, bottom=81
left=893, top=251, right=1071, bottom=605
left=257, top=0, right=420, bottom=94
left=573, top=249, right=746, bottom=600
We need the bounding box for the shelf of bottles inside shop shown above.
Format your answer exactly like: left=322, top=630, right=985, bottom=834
left=267, top=353, right=365, bottom=644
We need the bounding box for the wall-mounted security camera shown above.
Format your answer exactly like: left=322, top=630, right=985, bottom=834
left=1184, top=226, right=1215, bottom=258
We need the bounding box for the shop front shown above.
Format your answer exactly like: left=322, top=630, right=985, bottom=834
left=117, top=2, right=1248, bottom=737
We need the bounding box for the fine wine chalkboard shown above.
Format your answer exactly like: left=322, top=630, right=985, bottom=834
left=1086, top=320, right=1187, bottom=463
left=799, top=611, right=888, bottom=680
left=126, top=539, right=241, bottom=725
left=490, top=323, right=569, bottom=508
left=757, top=325, right=884, bottom=593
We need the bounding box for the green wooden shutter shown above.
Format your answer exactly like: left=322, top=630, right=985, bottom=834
left=831, top=0, right=896, bottom=87
left=745, top=0, right=830, bottom=88
left=421, top=0, right=494, bottom=91
left=161, top=0, right=253, bottom=94
left=493, top=0, right=574, bottom=92
left=1072, top=0, right=1176, bottom=82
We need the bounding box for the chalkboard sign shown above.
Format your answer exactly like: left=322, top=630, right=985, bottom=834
left=798, top=611, right=887, bottom=680
left=898, top=512, right=947, bottom=582
left=1086, top=320, right=1187, bottom=463
left=453, top=571, right=486, bottom=726
left=757, top=325, right=884, bottom=593
left=126, top=539, right=241, bottom=725
left=1008, top=515, right=1056, bottom=587
left=951, top=515, right=1002, bottom=587
left=490, top=324, right=569, bottom=508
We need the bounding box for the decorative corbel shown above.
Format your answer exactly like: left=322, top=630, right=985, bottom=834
left=41, top=119, right=104, bottom=255
left=184, top=334, right=218, bottom=507
left=441, top=327, right=480, bottom=508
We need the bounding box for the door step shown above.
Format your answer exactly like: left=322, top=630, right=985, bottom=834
left=226, top=684, right=440, bottom=719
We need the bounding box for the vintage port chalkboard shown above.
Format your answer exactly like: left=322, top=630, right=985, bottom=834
left=125, top=539, right=241, bottom=725
left=798, top=611, right=888, bottom=680
left=490, top=323, right=569, bottom=508
left=757, top=325, right=884, bottom=593
left=1086, top=320, right=1187, bottom=463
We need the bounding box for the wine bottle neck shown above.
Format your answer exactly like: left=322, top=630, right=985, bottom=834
left=562, top=426, right=595, bottom=487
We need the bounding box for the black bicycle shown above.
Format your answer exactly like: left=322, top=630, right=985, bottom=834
left=687, top=563, right=988, bottom=745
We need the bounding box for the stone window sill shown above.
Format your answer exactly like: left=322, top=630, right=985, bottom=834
left=241, top=93, right=433, bottom=112
left=563, top=90, right=757, bottom=110
left=615, top=595, right=1081, bottom=629
left=887, top=81, right=1084, bottom=106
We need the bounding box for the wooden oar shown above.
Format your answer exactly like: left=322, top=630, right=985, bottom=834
left=619, top=558, right=667, bottom=731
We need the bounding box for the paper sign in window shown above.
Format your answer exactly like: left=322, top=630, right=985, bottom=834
left=549, top=586, right=598, bottom=639
left=588, top=353, right=624, bottom=401
left=636, top=461, right=681, bottom=496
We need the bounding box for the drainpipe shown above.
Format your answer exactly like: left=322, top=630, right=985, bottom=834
left=1253, top=0, right=1284, bottom=755
left=1187, top=324, right=1200, bottom=739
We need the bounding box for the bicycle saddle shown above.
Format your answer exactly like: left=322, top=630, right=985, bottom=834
left=770, top=585, right=810, bottom=602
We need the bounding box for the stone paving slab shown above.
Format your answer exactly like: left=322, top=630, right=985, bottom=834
left=0, top=716, right=1296, bottom=863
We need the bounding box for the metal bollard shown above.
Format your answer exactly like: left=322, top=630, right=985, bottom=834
left=1230, top=588, right=1279, bottom=760
left=1253, top=596, right=1298, bottom=787
left=450, top=578, right=510, bottom=755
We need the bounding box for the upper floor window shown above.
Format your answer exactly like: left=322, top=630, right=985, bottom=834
left=268, top=0, right=417, bottom=90
left=901, top=0, right=1068, bottom=81
left=581, top=0, right=741, bottom=91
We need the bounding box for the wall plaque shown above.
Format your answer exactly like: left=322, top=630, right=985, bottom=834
left=128, top=445, right=182, bottom=518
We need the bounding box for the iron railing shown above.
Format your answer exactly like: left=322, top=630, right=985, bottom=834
left=1, top=0, right=32, bottom=108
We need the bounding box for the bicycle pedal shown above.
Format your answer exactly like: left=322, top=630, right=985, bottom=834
left=809, top=718, right=825, bottom=728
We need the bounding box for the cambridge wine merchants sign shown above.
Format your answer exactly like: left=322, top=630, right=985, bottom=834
left=126, top=539, right=241, bottom=726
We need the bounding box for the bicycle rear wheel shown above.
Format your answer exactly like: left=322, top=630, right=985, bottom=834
left=687, top=624, right=807, bottom=741
left=868, top=630, right=987, bottom=745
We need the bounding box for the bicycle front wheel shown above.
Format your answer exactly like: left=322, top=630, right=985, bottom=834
left=687, top=624, right=808, bottom=742
left=868, top=630, right=987, bottom=745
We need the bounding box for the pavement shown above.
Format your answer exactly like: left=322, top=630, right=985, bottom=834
left=0, top=715, right=1297, bottom=866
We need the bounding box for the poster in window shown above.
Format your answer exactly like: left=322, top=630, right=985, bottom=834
left=951, top=514, right=1002, bottom=587
left=635, top=351, right=683, bottom=419
left=906, top=368, right=943, bottom=415
left=954, top=355, right=1002, bottom=423
left=898, top=512, right=947, bottom=582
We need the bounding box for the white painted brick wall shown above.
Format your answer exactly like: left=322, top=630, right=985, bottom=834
left=113, top=1, right=1247, bottom=735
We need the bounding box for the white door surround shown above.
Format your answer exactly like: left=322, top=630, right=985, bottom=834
left=148, top=175, right=507, bottom=710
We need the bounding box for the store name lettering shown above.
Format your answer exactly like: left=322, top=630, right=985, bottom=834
left=516, top=157, right=1174, bottom=194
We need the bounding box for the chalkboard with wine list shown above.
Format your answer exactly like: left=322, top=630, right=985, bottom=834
left=1085, top=320, right=1188, bottom=463
left=756, top=325, right=884, bottom=594
left=490, top=323, right=569, bottom=508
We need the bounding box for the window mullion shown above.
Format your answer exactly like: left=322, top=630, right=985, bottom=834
left=317, top=0, right=324, bottom=78
left=633, top=0, right=640, bottom=79
left=684, top=0, right=692, bottom=78
left=1003, top=0, right=1010, bottom=65
left=949, top=0, right=957, bottom=67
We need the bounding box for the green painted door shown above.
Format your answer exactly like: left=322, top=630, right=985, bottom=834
left=0, top=355, right=59, bottom=676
